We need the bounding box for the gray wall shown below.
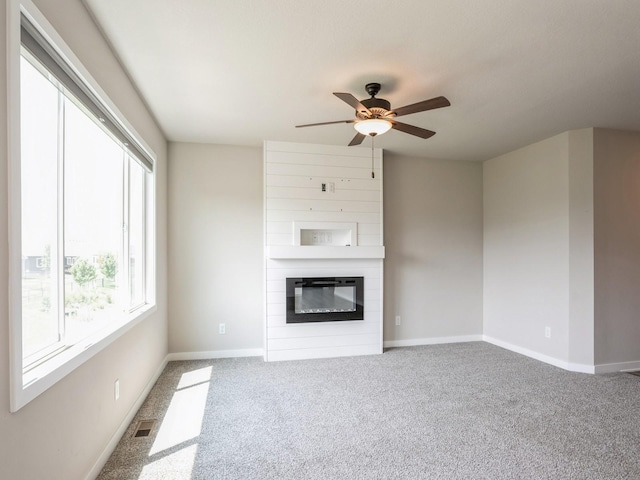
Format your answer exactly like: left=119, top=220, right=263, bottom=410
left=383, top=154, right=484, bottom=343
left=483, top=133, right=573, bottom=361
left=568, top=129, right=595, bottom=367
left=168, top=143, right=263, bottom=354
left=0, top=1, right=168, bottom=478
left=593, top=129, right=640, bottom=365
left=484, top=127, right=640, bottom=370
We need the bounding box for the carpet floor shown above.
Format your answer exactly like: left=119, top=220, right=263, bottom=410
left=97, top=342, right=640, bottom=479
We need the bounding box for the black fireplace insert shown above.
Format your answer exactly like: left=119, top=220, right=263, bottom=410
left=286, top=277, right=364, bottom=323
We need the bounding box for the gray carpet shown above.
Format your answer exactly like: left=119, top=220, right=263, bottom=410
left=98, top=342, right=640, bottom=479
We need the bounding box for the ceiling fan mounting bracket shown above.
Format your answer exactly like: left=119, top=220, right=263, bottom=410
left=365, top=83, right=382, bottom=97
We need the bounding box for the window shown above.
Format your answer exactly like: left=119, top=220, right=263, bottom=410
left=9, top=5, right=156, bottom=411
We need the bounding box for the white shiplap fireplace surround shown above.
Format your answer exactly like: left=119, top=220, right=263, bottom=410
left=264, top=141, right=384, bottom=361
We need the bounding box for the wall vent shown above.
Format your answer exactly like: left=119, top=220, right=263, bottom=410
left=133, top=419, right=156, bottom=438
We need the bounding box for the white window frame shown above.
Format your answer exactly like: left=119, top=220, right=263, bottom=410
left=7, top=0, right=157, bottom=412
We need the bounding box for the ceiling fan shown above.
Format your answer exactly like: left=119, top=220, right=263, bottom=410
left=296, top=82, right=450, bottom=146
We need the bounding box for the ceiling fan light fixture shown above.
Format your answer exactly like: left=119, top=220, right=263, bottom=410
left=354, top=118, right=392, bottom=136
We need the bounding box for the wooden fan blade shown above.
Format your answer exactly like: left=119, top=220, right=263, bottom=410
left=334, top=92, right=372, bottom=116
left=391, top=120, right=436, bottom=139
left=348, top=132, right=366, bottom=146
left=296, top=119, right=355, bottom=128
left=391, top=96, right=450, bottom=117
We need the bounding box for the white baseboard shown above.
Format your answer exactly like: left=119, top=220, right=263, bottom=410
left=85, top=356, right=169, bottom=480
left=383, top=335, right=483, bottom=349
left=595, top=360, right=640, bottom=374
left=166, top=348, right=264, bottom=361
left=482, top=335, right=595, bottom=374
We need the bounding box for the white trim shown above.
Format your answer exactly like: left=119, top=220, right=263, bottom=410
left=379, top=263, right=384, bottom=354
left=596, top=360, right=640, bottom=374
left=482, top=335, right=596, bottom=374
left=166, top=348, right=264, bottom=361
left=7, top=0, right=24, bottom=415
left=84, top=355, right=168, bottom=480
left=263, top=142, right=269, bottom=362
left=383, top=335, right=483, bottom=348
left=565, top=362, right=596, bottom=374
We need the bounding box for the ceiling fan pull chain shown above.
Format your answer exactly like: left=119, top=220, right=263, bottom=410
left=371, top=135, right=375, bottom=178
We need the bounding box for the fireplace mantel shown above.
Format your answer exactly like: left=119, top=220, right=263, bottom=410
left=266, top=245, right=385, bottom=260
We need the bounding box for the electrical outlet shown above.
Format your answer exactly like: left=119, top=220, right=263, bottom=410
left=114, top=379, right=120, bottom=401
left=219, top=323, right=226, bottom=335
left=545, top=327, right=551, bottom=338
left=395, top=315, right=401, bottom=326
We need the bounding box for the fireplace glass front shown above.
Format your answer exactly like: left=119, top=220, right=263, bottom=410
left=286, top=277, right=364, bottom=323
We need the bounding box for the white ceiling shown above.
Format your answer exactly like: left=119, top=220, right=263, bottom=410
left=83, top=0, right=640, bottom=161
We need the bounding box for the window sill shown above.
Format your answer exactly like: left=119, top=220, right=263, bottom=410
left=13, top=303, right=157, bottom=412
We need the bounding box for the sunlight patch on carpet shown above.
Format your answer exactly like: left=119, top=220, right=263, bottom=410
left=149, top=366, right=211, bottom=456
left=140, top=444, right=198, bottom=479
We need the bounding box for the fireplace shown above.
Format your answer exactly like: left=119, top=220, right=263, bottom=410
left=286, top=277, right=364, bottom=323
left=265, top=141, right=383, bottom=361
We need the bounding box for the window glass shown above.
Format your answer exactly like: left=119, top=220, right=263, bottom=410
left=19, top=47, right=150, bottom=370
left=129, top=159, right=145, bottom=308
left=63, top=96, right=124, bottom=344
left=20, top=56, right=59, bottom=360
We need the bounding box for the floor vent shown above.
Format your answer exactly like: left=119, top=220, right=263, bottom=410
left=133, top=419, right=156, bottom=438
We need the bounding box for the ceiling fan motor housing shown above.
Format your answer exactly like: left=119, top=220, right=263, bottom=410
left=358, top=83, right=392, bottom=119
left=361, top=97, right=391, bottom=112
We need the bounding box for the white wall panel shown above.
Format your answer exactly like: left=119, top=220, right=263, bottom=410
left=269, top=333, right=381, bottom=351
left=357, top=223, right=381, bottom=235
left=266, top=198, right=381, bottom=213
left=266, top=233, right=294, bottom=246
left=267, top=344, right=381, bottom=362
left=266, top=141, right=374, bottom=157
left=267, top=313, right=381, bottom=328
left=267, top=209, right=381, bottom=224
left=266, top=221, right=293, bottom=234
left=266, top=280, right=285, bottom=292
left=267, top=150, right=381, bottom=168
left=357, top=234, right=383, bottom=246
left=267, top=162, right=381, bottom=179
left=268, top=321, right=380, bottom=338
left=267, top=186, right=381, bottom=202
left=266, top=174, right=381, bottom=191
